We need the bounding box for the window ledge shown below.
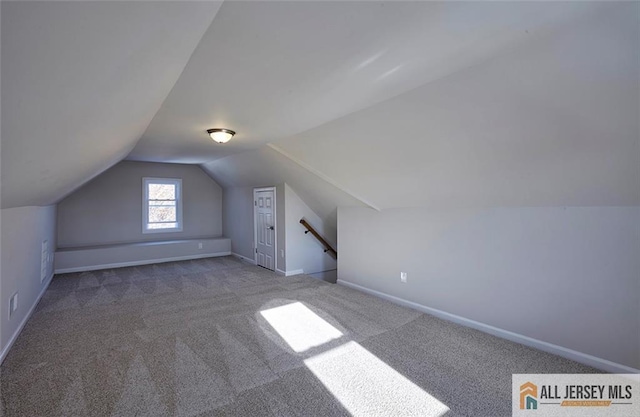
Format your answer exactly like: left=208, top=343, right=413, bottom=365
left=142, top=227, right=183, bottom=234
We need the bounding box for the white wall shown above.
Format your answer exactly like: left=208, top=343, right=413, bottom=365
left=276, top=183, right=285, bottom=272
left=223, top=184, right=286, bottom=272
left=223, top=186, right=255, bottom=261
left=202, top=146, right=366, bottom=227
left=55, top=238, right=230, bottom=273
left=205, top=146, right=364, bottom=271
left=285, top=184, right=337, bottom=275
left=1, top=205, right=56, bottom=361
left=338, top=206, right=640, bottom=370
left=57, top=161, right=223, bottom=247
left=222, top=183, right=335, bottom=275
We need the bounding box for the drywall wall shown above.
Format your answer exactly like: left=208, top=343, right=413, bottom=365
left=1, top=205, right=56, bottom=361
left=274, top=4, right=639, bottom=210
left=55, top=238, right=230, bottom=273
left=223, top=185, right=286, bottom=272
left=57, top=161, right=223, bottom=247
left=204, top=147, right=364, bottom=268
left=276, top=184, right=286, bottom=272
left=285, top=184, right=337, bottom=275
left=202, top=146, right=366, bottom=225
left=222, top=183, right=334, bottom=275
left=338, top=206, right=640, bottom=370
left=223, top=186, right=255, bottom=261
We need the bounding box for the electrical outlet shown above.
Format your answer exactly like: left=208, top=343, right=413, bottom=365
left=281, top=249, right=284, bottom=258
left=198, top=242, right=203, bottom=249
left=400, top=272, right=407, bottom=283
left=9, top=292, right=18, bottom=318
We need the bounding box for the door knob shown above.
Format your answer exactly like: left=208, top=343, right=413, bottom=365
left=267, top=226, right=274, bottom=230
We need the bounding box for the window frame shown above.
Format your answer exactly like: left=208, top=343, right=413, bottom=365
left=142, top=177, right=183, bottom=234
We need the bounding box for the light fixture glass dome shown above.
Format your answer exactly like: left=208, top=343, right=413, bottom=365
left=207, top=128, right=235, bottom=144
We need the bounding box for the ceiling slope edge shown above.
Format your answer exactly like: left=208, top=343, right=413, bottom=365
left=266, top=144, right=380, bottom=211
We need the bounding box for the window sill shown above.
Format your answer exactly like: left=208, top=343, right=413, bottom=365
left=142, top=227, right=183, bottom=234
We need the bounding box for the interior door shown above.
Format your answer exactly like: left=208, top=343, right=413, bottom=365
left=255, top=189, right=275, bottom=270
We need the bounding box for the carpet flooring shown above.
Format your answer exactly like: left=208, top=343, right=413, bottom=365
left=0, top=256, right=598, bottom=416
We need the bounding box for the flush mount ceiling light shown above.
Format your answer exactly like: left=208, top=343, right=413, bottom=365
left=207, top=128, right=235, bottom=144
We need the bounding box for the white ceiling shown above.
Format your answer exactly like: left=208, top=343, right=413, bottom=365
left=128, top=0, right=606, bottom=164
left=2, top=1, right=635, bottom=213
left=271, top=4, right=639, bottom=209
left=1, top=1, right=222, bottom=208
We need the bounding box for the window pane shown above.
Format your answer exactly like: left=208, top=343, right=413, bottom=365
left=149, top=206, right=176, bottom=222
left=147, top=222, right=178, bottom=229
left=148, top=183, right=175, bottom=200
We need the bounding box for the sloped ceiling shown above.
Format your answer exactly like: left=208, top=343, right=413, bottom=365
left=3, top=1, right=636, bottom=214
left=201, top=146, right=365, bottom=227
left=271, top=3, right=639, bottom=210
left=1, top=1, right=222, bottom=209
left=128, top=0, right=606, bottom=164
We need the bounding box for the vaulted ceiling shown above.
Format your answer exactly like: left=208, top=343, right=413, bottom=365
left=2, top=1, right=637, bottom=212
left=269, top=4, right=639, bottom=210
left=1, top=1, right=222, bottom=208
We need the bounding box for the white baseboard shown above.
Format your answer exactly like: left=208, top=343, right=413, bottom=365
left=232, top=253, right=257, bottom=265
left=1, top=272, right=54, bottom=364
left=55, top=252, right=231, bottom=274
left=337, top=279, right=639, bottom=374
left=273, top=268, right=304, bottom=277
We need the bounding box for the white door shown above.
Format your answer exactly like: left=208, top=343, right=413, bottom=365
left=255, top=189, right=275, bottom=270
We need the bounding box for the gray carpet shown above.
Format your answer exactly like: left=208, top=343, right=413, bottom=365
left=0, top=256, right=598, bottom=416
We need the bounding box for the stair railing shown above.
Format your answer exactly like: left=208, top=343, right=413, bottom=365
left=299, top=219, right=337, bottom=258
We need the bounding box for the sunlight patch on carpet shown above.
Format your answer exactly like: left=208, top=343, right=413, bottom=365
left=260, top=302, right=343, bottom=353
left=304, top=341, right=450, bottom=416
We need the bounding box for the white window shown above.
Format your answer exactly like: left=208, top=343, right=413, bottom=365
left=143, top=177, right=183, bottom=233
